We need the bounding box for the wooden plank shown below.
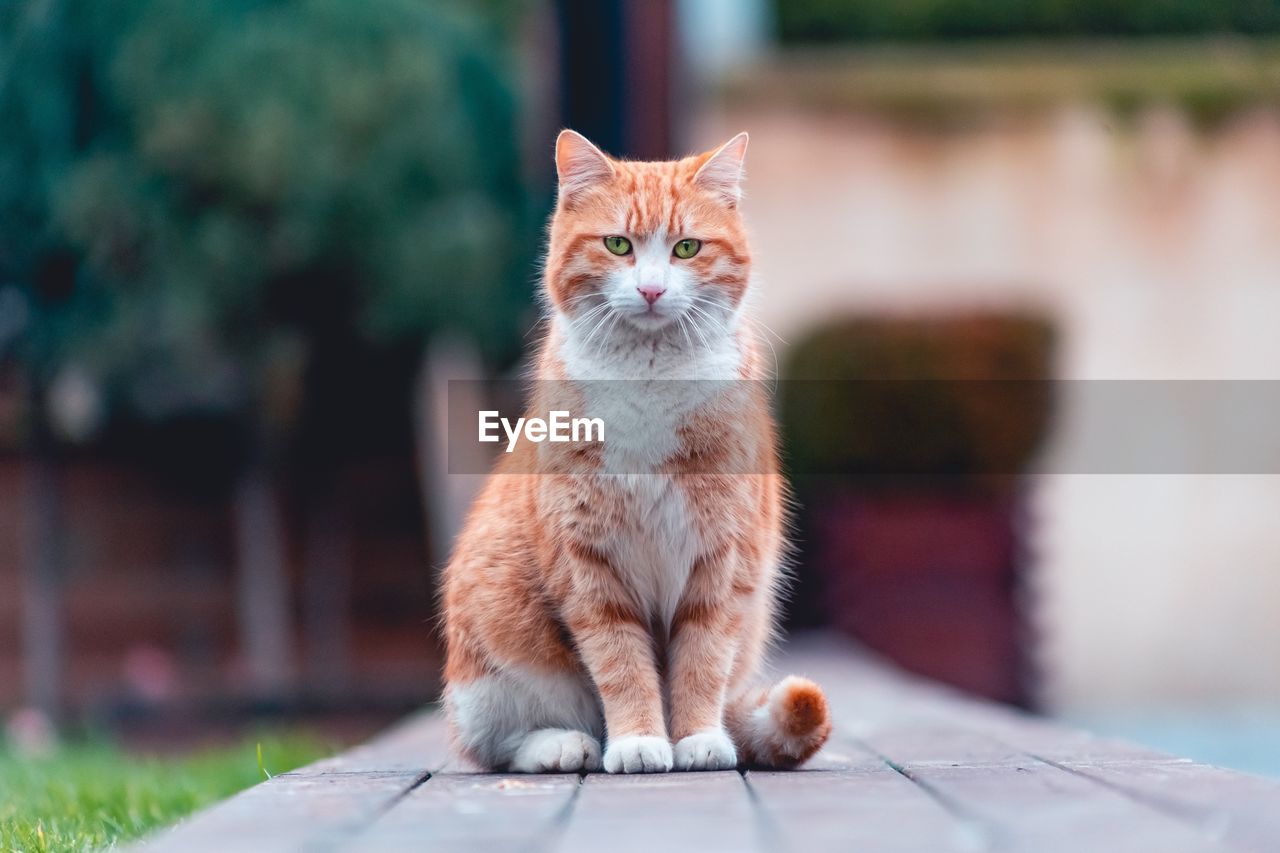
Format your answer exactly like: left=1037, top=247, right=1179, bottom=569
left=137, top=711, right=450, bottom=852
left=556, top=772, right=760, bottom=853
left=344, top=772, right=581, bottom=852
left=855, top=730, right=1232, bottom=853
left=1048, top=759, right=1280, bottom=852
left=745, top=743, right=988, bottom=852
left=887, top=761, right=1226, bottom=853
left=777, top=638, right=1248, bottom=850
left=137, top=771, right=427, bottom=853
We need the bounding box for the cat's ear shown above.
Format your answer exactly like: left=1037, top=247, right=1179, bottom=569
left=693, top=132, right=749, bottom=206
left=556, top=130, right=615, bottom=202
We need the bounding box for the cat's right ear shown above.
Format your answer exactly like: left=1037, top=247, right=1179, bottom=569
left=556, top=130, right=615, bottom=202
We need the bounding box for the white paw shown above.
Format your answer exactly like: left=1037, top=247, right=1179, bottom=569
left=603, top=735, right=673, bottom=774
left=510, top=729, right=602, bottom=773
left=673, top=729, right=738, bottom=771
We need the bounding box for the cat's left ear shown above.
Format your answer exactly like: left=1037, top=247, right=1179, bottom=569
left=693, top=132, right=749, bottom=206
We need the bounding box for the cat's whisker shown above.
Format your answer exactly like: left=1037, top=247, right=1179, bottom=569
left=684, top=300, right=722, bottom=329
left=688, top=294, right=779, bottom=376
left=581, top=302, right=619, bottom=348
left=561, top=292, right=608, bottom=330
left=752, top=316, right=789, bottom=346
left=566, top=292, right=604, bottom=311
left=683, top=304, right=722, bottom=355
left=686, top=296, right=727, bottom=327
left=742, top=317, right=782, bottom=386
left=569, top=302, right=610, bottom=333
left=675, top=313, right=700, bottom=378
left=597, top=312, right=623, bottom=359
left=585, top=307, right=620, bottom=356
left=566, top=291, right=607, bottom=313
left=688, top=299, right=779, bottom=387
left=687, top=314, right=715, bottom=361
left=568, top=304, right=604, bottom=325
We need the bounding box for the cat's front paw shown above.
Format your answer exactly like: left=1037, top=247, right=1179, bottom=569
left=673, top=729, right=738, bottom=771
left=510, top=729, right=602, bottom=773
left=603, top=735, right=673, bottom=774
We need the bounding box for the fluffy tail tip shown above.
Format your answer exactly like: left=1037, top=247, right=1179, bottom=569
left=731, top=675, right=832, bottom=769
left=771, top=675, right=830, bottom=741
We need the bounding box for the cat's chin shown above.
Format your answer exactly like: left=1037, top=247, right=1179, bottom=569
left=622, top=310, right=679, bottom=334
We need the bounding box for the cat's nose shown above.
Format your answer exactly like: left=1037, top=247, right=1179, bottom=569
left=637, top=284, right=666, bottom=305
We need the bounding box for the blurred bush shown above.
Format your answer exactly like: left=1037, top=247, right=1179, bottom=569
left=780, top=315, right=1056, bottom=700
left=0, top=0, right=533, bottom=446
left=779, top=314, right=1056, bottom=488
left=777, top=0, right=1280, bottom=43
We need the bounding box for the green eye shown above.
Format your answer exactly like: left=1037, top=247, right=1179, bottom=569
left=603, top=236, right=632, bottom=256
left=673, top=238, right=701, bottom=259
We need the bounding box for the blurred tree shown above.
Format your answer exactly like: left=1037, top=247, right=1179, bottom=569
left=1, top=0, right=533, bottom=704
left=0, top=0, right=105, bottom=721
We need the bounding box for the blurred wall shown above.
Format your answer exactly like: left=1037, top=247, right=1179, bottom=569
left=688, top=101, right=1280, bottom=710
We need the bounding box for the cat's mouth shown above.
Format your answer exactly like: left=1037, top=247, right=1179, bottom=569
left=624, top=303, right=679, bottom=331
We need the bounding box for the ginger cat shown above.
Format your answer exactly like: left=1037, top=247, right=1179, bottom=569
left=440, top=130, right=831, bottom=773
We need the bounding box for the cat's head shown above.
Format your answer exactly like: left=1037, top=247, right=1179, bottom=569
left=544, top=130, right=751, bottom=340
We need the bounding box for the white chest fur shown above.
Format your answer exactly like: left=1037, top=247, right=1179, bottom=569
left=605, top=473, right=695, bottom=626
left=551, top=314, right=742, bottom=624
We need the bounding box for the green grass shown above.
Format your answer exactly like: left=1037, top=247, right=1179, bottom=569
left=0, top=733, right=333, bottom=853
left=724, top=37, right=1280, bottom=129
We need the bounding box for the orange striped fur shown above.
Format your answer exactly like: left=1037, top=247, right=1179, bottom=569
left=441, top=131, right=830, bottom=773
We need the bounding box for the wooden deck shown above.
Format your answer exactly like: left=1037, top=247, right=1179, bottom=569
left=139, top=634, right=1280, bottom=852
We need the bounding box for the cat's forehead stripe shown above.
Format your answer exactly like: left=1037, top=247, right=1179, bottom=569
left=619, top=165, right=688, bottom=238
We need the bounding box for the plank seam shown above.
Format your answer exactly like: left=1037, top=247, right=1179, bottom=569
left=739, top=769, right=786, bottom=853
left=1023, top=751, right=1262, bottom=853
left=525, top=773, right=586, bottom=853
left=371, top=769, right=435, bottom=819
left=849, top=736, right=999, bottom=851
left=311, top=769, right=434, bottom=853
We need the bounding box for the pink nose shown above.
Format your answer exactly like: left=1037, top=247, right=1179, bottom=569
left=637, top=284, right=666, bottom=305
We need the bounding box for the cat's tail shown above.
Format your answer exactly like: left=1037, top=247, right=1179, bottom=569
left=726, top=676, right=832, bottom=769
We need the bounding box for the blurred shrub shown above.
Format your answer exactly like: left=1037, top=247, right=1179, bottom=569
left=0, top=0, right=531, bottom=440
left=777, top=0, right=1280, bottom=43
left=779, top=314, right=1056, bottom=488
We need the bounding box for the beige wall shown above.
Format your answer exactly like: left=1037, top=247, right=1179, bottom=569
left=692, top=104, right=1280, bottom=710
